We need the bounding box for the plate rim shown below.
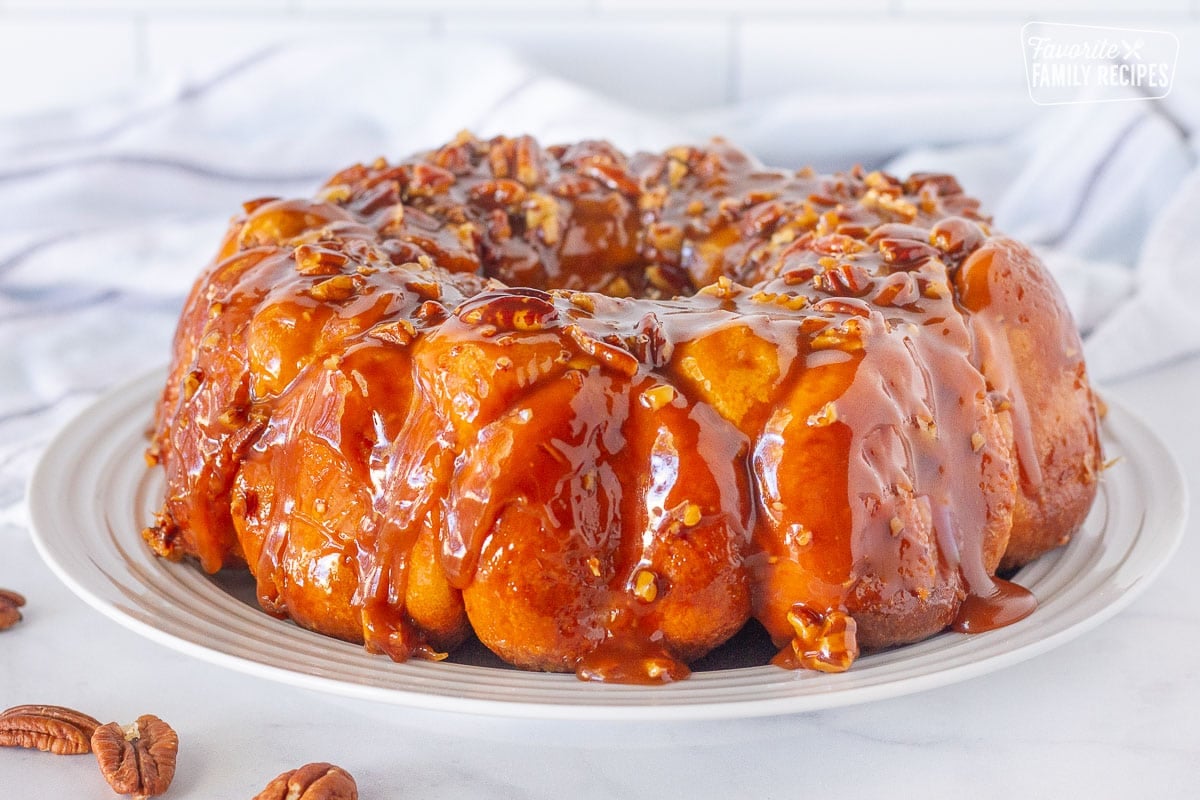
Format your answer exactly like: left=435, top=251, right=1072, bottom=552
left=26, top=368, right=1189, bottom=721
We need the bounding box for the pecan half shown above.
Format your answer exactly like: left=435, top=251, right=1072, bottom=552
left=0, top=588, right=25, bottom=631
left=0, top=704, right=101, bottom=755
left=253, top=762, right=358, bottom=800
left=91, top=715, right=179, bottom=800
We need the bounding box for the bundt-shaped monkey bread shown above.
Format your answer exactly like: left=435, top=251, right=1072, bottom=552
left=144, top=133, right=1103, bottom=682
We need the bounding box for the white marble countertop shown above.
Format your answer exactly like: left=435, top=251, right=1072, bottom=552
left=0, top=353, right=1195, bottom=798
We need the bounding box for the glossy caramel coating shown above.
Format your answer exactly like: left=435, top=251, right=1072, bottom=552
left=952, top=238, right=1104, bottom=570
left=145, top=134, right=1101, bottom=681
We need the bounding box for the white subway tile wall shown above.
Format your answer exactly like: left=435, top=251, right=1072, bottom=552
left=441, top=14, right=731, bottom=111
left=143, top=15, right=436, bottom=83
left=0, top=17, right=140, bottom=114
left=0, top=1, right=1195, bottom=115
left=736, top=21, right=1026, bottom=99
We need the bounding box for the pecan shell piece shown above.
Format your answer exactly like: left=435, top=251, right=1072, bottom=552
left=0, top=704, right=102, bottom=755
left=253, top=762, right=358, bottom=800
left=91, top=714, right=179, bottom=800
left=0, top=588, right=25, bottom=631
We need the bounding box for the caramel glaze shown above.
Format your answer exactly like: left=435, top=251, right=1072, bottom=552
left=144, top=133, right=1103, bottom=682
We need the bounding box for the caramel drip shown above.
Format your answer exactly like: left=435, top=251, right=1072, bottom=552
left=951, top=578, right=1037, bottom=633
left=143, top=134, right=1086, bottom=682
left=953, top=246, right=1043, bottom=491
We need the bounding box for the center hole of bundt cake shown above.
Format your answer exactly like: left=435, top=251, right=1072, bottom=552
left=600, top=260, right=698, bottom=301
left=484, top=258, right=699, bottom=302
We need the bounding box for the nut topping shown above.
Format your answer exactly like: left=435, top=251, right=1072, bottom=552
left=294, top=244, right=350, bottom=276
left=780, top=604, right=859, bottom=673
left=252, top=762, right=358, bottom=800
left=308, top=275, right=359, bottom=302
left=632, top=570, right=658, bottom=603
left=524, top=192, right=561, bottom=246
left=564, top=324, right=639, bottom=377
left=91, top=715, right=179, bottom=800
left=0, top=704, right=101, bottom=755
left=0, top=588, right=25, bottom=631
left=639, top=383, right=677, bottom=411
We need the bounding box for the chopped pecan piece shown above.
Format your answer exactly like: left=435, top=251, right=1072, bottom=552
left=308, top=274, right=359, bottom=302
left=779, top=604, right=859, bottom=673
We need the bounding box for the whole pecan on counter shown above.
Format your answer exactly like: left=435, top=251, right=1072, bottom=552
left=0, top=589, right=25, bottom=630
left=91, top=714, right=179, bottom=800
left=253, top=762, right=358, bottom=800
left=0, top=704, right=102, bottom=755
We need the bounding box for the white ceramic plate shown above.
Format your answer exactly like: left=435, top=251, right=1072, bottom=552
left=28, top=369, right=1187, bottom=720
